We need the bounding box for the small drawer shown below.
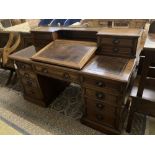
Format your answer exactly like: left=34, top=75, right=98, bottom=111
left=16, top=62, right=32, bottom=70
left=24, top=86, right=43, bottom=99
left=85, top=98, right=119, bottom=128
left=21, top=78, right=39, bottom=88
left=35, top=65, right=80, bottom=83
left=98, top=36, right=133, bottom=47
left=83, top=76, right=123, bottom=95
left=84, top=88, right=117, bottom=103
left=98, top=46, right=132, bottom=56
left=18, top=71, right=37, bottom=80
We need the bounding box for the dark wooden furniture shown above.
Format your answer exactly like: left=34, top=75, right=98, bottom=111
left=126, top=43, right=155, bottom=133
left=9, top=28, right=142, bottom=134
left=0, top=32, right=21, bottom=84
left=138, top=33, right=155, bottom=74
left=97, top=28, right=142, bottom=58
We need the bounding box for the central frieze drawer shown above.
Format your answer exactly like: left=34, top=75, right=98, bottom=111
left=34, top=65, right=80, bottom=83
left=97, top=36, right=133, bottom=47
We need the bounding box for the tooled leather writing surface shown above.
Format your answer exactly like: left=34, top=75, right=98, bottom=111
left=82, top=55, right=135, bottom=82
left=31, top=40, right=97, bottom=69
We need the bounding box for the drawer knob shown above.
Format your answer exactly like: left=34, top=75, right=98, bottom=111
left=113, top=47, right=119, bottom=52
left=24, top=73, right=29, bottom=78
left=112, top=39, right=120, bottom=44
left=96, top=103, right=104, bottom=110
left=42, top=68, right=48, bottom=74
left=27, top=81, right=32, bottom=86
left=96, top=114, right=104, bottom=121
left=96, top=92, right=105, bottom=99
left=96, top=81, right=105, bottom=87
left=21, top=64, right=26, bottom=69
left=63, top=73, right=70, bottom=80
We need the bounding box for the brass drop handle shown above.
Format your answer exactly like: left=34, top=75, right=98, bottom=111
left=112, top=39, right=120, bottom=44
left=96, top=81, right=105, bottom=87
left=63, top=73, right=70, bottom=80
left=21, top=64, right=26, bottom=69
left=27, top=80, right=32, bottom=86
left=30, top=90, right=35, bottom=94
left=96, top=103, right=104, bottom=110
left=113, top=47, right=119, bottom=52
left=96, top=92, right=105, bottom=100
left=96, top=114, right=104, bottom=121
left=24, top=73, right=29, bottom=78
left=42, top=68, right=48, bottom=74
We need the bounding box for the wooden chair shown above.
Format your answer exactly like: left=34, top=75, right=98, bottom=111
left=149, top=21, right=155, bottom=33
left=0, top=32, right=21, bottom=84
left=126, top=49, right=155, bottom=133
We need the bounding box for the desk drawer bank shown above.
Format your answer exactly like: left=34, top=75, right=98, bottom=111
left=9, top=45, right=137, bottom=134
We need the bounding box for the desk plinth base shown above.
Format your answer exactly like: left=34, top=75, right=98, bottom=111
left=81, top=117, right=121, bottom=135
left=24, top=95, right=49, bottom=107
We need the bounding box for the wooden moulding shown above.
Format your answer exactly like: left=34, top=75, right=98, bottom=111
left=31, top=39, right=97, bottom=69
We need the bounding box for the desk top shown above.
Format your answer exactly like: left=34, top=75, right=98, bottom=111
left=9, top=45, right=136, bottom=83
left=144, top=33, right=155, bottom=50
left=82, top=55, right=136, bottom=82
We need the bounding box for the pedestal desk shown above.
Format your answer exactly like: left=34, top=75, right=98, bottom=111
left=9, top=28, right=143, bottom=134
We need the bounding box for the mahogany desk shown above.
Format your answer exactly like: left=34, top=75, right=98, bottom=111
left=9, top=28, right=142, bottom=134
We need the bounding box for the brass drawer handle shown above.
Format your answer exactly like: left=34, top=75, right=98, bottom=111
left=96, top=92, right=105, bottom=100
left=21, top=64, right=26, bottom=69
left=24, top=73, right=30, bottom=78
left=113, top=47, right=119, bottom=52
left=27, top=80, right=33, bottom=87
left=112, top=39, right=120, bottom=44
left=42, top=68, right=48, bottom=74
left=96, top=81, right=105, bottom=87
left=29, top=89, right=35, bottom=94
left=63, top=73, right=70, bottom=80
left=96, top=114, right=104, bottom=121
left=96, top=103, right=104, bottom=110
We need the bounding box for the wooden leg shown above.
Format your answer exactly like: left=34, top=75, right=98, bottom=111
left=6, top=70, right=14, bottom=85
left=126, top=98, right=136, bottom=133
left=11, top=72, right=18, bottom=85
left=126, top=109, right=135, bottom=133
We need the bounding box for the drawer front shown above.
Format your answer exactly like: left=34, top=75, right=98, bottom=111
left=35, top=65, right=80, bottom=83
left=21, top=77, right=38, bottom=88
left=98, top=36, right=133, bottom=47
left=18, top=71, right=37, bottom=80
left=85, top=98, right=119, bottom=128
left=84, top=88, right=117, bottom=103
left=16, top=62, right=32, bottom=71
left=24, top=86, right=43, bottom=99
left=83, top=76, right=123, bottom=95
left=98, top=46, right=132, bottom=57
